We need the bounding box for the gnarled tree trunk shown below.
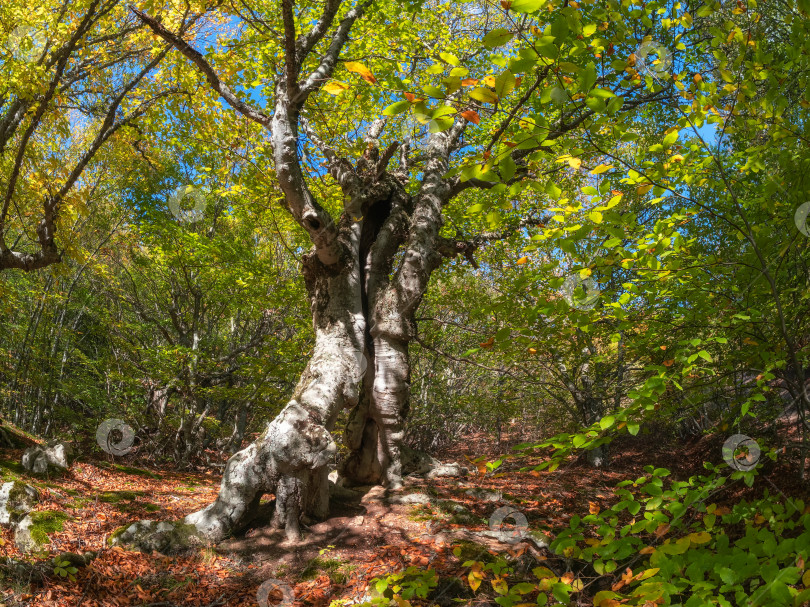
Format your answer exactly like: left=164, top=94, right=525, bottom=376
left=134, top=1, right=471, bottom=545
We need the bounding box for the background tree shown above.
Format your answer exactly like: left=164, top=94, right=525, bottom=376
left=0, top=0, right=197, bottom=271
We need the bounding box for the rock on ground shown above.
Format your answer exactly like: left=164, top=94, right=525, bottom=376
left=0, top=481, right=38, bottom=525
left=110, top=520, right=204, bottom=554
left=21, top=442, right=74, bottom=476
left=13, top=514, right=39, bottom=552
left=401, top=445, right=473, bottom=479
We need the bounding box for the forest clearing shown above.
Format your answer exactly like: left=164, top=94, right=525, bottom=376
left=1, top=0, right=809, bottom=605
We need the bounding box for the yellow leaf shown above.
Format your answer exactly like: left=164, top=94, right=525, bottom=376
left=589, top=502, right=600, bottom=515
left=516, top=256, right=528, bottom=265
left=590, top=163, right=613, bottom=175
left=568, top=157, right=582, bottom=169
left=483, top=75, right=496, bottom=87
left=802, top=569, right=810, bottom=587
left=492, top=576, right=509, bottom=595
left=636, top=183, right=653, bottom=195
left=688, top=531, right=712, bottom=544
left=528, top=347, right=537, bottom=354
left=323, top=81, right=349, bottom=95
left=468, top=563, right=484, bottom=591
left=345, top=61, right=377, bottom=84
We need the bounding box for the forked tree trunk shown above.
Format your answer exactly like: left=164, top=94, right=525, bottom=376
left=184, top=171, right=420, bottom=541
left=134, top=2, right=463, bottom=545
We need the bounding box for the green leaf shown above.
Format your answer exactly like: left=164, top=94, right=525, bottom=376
left=510, top=0, right=546, bottom=13
left=470, top=87, right=499, bottom=104
left=495, top=70, right=516, bottom=98
left=551, top=583, right=570, bottom=604
left=590, top=88, right=615, bottom=99
left=600, top=415, right=615, bottom=430
left=484, top=28, right=513, bottom=49
left=607, top=95, right=624, bottom=115
left=382, top=101, right=410, bottom=116
left=580, top=63, right=597, bottom=93
left=698, top=350, right=712, bottom=362
left=499, top=155, right=516, bottom=181
left=439, top=52, right=459, bottom=66
left=663, top=130, right=680, bottom=147
left=550, top=15, right=569, bottom=42
left=423, top=85, right=444, bottom=98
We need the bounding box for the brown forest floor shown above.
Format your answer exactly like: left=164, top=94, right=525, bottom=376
left=0, top=427, right=807, bottom=607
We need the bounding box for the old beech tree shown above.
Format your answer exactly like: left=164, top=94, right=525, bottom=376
left=127, top=0, right=670, bottom=543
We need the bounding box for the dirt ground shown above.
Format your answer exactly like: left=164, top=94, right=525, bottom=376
left=0, top=427, right=805, bottom=607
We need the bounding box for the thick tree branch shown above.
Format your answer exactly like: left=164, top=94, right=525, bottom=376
left=294, top=0, right=375, bottom=104
left=130, top=7, right=272, bottom=129
left=281, top=0, right=300, bottom=96
left=296, top=0, right=343, bottom=61
left=300, top=117, right=360, bottom=193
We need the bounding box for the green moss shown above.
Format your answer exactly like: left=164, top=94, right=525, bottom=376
left=66, top=497, right=92, bottom=510
left=0, top=459, right=25, bottom=481
left=300, top=557, right=356, bottom=584
left=143, top=503, right=161, bottom=512
left=108, top=525, right=129, bottom=544
left=6, top=481, right=36, bottom=520
left=98, top=490, right=142, bottom=503
left=452, top=540, right=497, bottom=564
left=111, top=464, right=160, bottom=479
left=29, top=510, right=71, bottom=545
left=407, top=504, right=438, bottom=522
